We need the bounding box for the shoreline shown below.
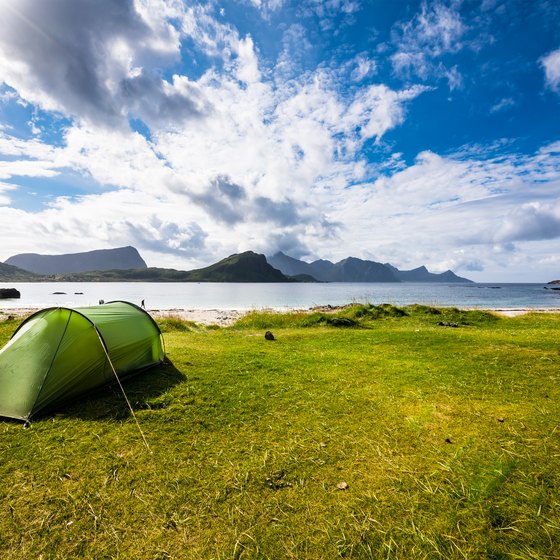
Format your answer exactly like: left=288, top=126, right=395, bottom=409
left=2, top=305, right=560, bottom=326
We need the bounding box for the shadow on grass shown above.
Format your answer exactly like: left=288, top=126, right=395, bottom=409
left=46, top=359, right=186, bottom=421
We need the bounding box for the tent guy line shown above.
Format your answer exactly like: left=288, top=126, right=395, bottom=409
left=93, top=322, right=153, bottom=453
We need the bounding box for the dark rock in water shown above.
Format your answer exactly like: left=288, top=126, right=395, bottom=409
left=265, top=331, right=275, bottom=341
left=52, top=291, right=66, bottom=295
left=0, top=288, right=20, bottom=299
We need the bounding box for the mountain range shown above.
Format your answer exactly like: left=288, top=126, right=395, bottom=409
left=267, top=252, right=472, bottom=283
left=0, top=251, right=293, bottom=283
left=1, top=247, right=473, bottom=283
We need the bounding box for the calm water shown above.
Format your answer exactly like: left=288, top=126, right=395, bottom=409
left=1, top=282, right=559, bottom=311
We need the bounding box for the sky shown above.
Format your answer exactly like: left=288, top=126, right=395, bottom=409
left=0, top=0, right=559, bottom=282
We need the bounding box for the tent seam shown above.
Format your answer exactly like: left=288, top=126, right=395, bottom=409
left=31, top=309, right=73, bottom=420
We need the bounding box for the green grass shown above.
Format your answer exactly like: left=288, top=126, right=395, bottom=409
left=0, top=306, right=559, bottom=559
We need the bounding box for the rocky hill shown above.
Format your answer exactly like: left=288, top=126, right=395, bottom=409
left=185, top=251, right=289, bottom=282
left=0, top=262, right=42, bottom=281
left=5, top=246, right=147, bottom=275
left=267, top=252, right=472, bottom=283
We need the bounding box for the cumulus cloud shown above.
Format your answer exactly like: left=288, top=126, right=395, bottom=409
left=0, top=186, right=214, bottom=266
left=185, top=175, right=248, bottom=226
left=124, top=218, right=209, bottom=256
left=541, top=48, right=560, bottom=93
left=0, top=0, right=219, bottom=128
left=494, top=202, right=560, bottom=243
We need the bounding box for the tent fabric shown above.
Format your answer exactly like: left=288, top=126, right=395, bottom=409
left=0, top=301, right=165, bottom=421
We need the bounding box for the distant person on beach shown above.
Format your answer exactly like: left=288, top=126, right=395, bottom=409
left=141, top=299, right=145, bottom=309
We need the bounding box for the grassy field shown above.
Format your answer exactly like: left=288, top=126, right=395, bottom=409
left=0, top=305, right=558, bottom=559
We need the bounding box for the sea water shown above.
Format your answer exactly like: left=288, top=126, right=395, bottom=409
left=1, top=282, right=559, bottom=311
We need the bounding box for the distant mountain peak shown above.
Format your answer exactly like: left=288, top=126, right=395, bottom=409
left=185, top=251, right=292, bottom=282
left=5, top=246, right=147, bottom=275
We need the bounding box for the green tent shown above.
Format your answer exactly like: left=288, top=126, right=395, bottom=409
left=0, top=301, right=165, bottom=421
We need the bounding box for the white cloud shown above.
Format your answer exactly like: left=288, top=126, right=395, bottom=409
left=0, top=0, right=217, bottom=128
left=0, top=182, right=16, bottom=205
left=0, top=132, right=57, bottom=159
left=0, top=159, right=60, bottom=181
left=245, top=0, right=285, bottom=15
left=313, top=143, right=560, bottom=280
left=541, top=48, right=560, bottom=93
left=494, top=202, right=560, bottom=243
left=350, top=56, right=378, bottom=82
left=298, top=0, right=360, bottom=32
left=275, top=24, right=313, bottom=79
left=390, top=1, right=468, bottom=88
left=234, top=35, right=261, bottom=84
left=345, top=85, right=429, bottom=141
left=490, top=97, right=515, bottom=113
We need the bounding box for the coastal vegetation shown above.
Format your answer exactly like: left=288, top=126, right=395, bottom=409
left=0, top=305, right=558, bottom=559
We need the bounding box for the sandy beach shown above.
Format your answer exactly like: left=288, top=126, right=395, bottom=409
left=0, top=306, right=247, bottom=326
left=1, top=305, right=560, bottom=326
left=149, top=308, right=247, bottom=326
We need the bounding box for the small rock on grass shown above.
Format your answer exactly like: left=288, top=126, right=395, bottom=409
left=265, top=331, right=275, bottom=341
left=336, top=481, right=349, bottom=491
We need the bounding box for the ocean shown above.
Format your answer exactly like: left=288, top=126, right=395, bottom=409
left=1, top=282, right=559, bottom=311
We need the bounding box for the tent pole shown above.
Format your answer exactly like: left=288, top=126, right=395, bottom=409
left=31, top=309, right=73, bottom=422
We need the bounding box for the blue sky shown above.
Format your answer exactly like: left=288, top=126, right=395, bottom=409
left=0, top=0, right=559, bottom=281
